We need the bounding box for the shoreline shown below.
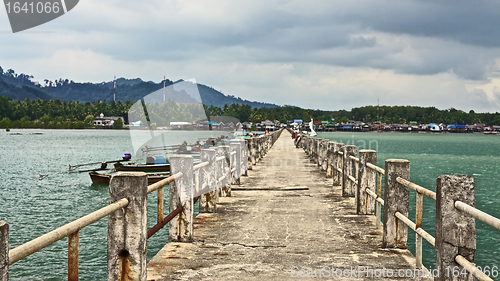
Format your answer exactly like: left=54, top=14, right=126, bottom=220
left=312, top=129, right=498, bottom=135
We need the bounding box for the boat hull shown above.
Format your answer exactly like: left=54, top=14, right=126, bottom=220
left=90, top=172, right=171, bottom=184
left=114, top=163, right=171, bottom=172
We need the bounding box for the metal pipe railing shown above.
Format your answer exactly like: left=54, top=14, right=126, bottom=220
left=306, top=135, right=500, bottom=277
left=454, top=201, right=500, bottom=231
left=366, top=162, right=385, bottom=174
left=9, top=198, right=129, bottom=265
left=147, top=172, right=183, bottom=194
left=455, top=255, right=494, bottom=281
left=348, top=155, right=359, bottom=163
left=193, top=161, right=209, bottom=171
left=5, top=130, right=279, bottom=279
left=394, top=176, right=436, bottom=268
left=396, top=177, right=436, bottom=200
left=347, top=175, right=357, bottom=184
left=394, top=211, right=435, bottom=246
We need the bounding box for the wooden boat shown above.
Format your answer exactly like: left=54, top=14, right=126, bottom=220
left=89, top=171, right=171, bottom=184
left=113, top=153, right=200, bottom=172
left=114, top=162, right=170, bottom=172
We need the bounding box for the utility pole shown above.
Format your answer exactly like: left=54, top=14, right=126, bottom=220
left=377, top=98, right=379, bottom=121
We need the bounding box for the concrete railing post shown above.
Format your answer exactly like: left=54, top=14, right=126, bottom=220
left=108, top=172, right=148, bottom=281
left=319, top=139, right=326, bottom=170
left=0, top=221, right=8, bottom=281
left=332, top=143, right=344, bottom=186
left=200, top=149, right=217, bottom=213
left=260, top=136, right=265, bottom=156
left=322, top=139, right=329, bottom=171
left=221, top=145, right=232, bottom=196
left=251, top=138, right=256, bottom=165
left=230, top=142, right=241, bottom=185
left=217, top=145, right=231, bottom=198
left=311, top=138, right=316, bottom=160
left=308, top=137, right=312, bottom=156
left=382, top=159, right=410, bottom=248
left=239, top=139, right=248, bottom=176
left=342, top=145, right=357, bottom=197
left=326, top=142, right=334, bottom=178
left=435, top=175, right=475, bottom=281
left=316, top=138, right=322, bottom=167
left=357, top=150, right=377, bottom=215
left=319, top=138, right=324, bottom=166
left=307, top=136, right=311, bottom=155
left=245, top=139, right=253, bottom=169
left=168, top=155, right=194, bottom=242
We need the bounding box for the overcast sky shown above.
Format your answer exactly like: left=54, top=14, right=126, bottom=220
left=1, top=0, right=500, bottom=112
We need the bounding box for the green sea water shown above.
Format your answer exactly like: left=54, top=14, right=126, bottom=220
left=0, top=129, right=219, bottom=281
left=319, top=131, right=500, bottom=271
left=1, top=129, right=499, bottom=279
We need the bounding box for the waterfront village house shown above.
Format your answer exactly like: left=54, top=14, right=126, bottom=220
left=92, top=113, right=124, bottom=126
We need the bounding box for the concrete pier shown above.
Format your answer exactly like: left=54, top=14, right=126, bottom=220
left=147, top=131, right=429, bottom=280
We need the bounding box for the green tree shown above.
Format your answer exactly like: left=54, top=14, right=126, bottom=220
left=113, top=118, right=123, bottom=129
left=83, top=115, right=94, bottom=127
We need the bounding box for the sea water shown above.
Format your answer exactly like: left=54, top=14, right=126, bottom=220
left=0, top=129, right=220, bottom=280
left=1, top=129, right=499, bottom=279
left=319, top=131, right=500, bottom=270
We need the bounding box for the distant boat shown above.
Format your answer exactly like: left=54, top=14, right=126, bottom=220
left=90, top=171, right=170, bottom=184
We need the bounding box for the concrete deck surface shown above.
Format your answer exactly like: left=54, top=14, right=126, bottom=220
left=147, top=131, right=430, bottom=280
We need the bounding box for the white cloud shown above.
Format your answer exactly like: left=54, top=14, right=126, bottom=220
left=1, top=0, right=500, bottom=112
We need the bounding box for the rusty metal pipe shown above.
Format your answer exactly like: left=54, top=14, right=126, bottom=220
left=395, top=211, right=435, bottom=246
left=396, top=177, right=436, bottom=200
left=147, top=195, right=202, bottom=239
left=455, top=255, right=493, bottom=281
left=349, top=155, right=359, bottom=163
left=348, top=175, right=357, bottom=184
left=9, top=198, right=129, bottom=265
left=455, top=201, right=500, bottom=231
left=193, top=161, right=209, bottom=171
left=68, top=230, right=79, bottom=281
left=147, top=172, right=183, bottom=194
left=366, top=162, right=385, bottom=174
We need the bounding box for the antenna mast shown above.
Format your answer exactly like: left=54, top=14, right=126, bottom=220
left=163, top=75, right=166, bottom=102
left=113, top=75, right=116, bottom=102
left=377, top=98, right=379, bottom=121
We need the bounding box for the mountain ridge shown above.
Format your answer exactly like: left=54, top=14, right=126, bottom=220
left=0, top=66, right=280, bottom=108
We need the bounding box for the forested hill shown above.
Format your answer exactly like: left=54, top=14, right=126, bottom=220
left=0, top=66, right=279, bottom=108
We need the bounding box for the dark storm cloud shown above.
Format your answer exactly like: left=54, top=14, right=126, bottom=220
left=2, top=0, right=500, bottom=112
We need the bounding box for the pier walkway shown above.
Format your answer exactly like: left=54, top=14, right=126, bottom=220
left=147, top=130, right=425, bottom=280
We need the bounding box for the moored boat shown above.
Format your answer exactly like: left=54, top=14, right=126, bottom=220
left=89, top=171, right=171, bottom=184
left=114, top=162, right=171, bottom=172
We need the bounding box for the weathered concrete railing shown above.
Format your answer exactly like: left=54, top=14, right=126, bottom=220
left=0, top=129, right=283, bottom=281
left=298, top=133, right=500, bottom=281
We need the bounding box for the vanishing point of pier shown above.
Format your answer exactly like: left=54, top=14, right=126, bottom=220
left=147, top=131, right=425, bottom=280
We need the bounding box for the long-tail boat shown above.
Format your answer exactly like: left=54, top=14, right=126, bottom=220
left=89, top=171, right=171, bottom=184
